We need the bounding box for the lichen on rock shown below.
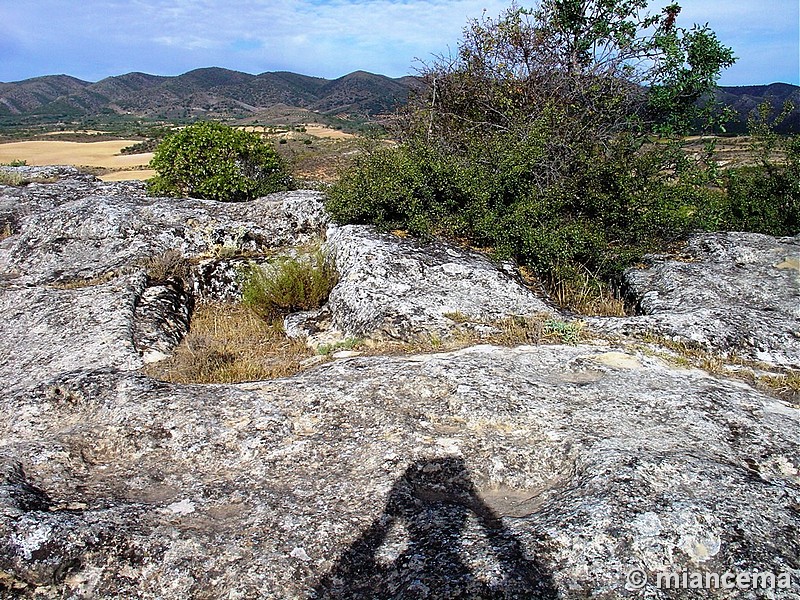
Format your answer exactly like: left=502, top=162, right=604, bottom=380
left=0, top=167, right=798, bottom=598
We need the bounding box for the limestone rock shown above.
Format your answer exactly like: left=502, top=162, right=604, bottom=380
left=0, top=168, right=798, bottom=599
left=0, top=274, right=146, bottom=394
left=0, top=346, right=798, bottom=598
left=0, top=167, right=327, bottom=288
left=0, top=168, right=328, bottom=385
left=287, top=224, right=553, bottom=346
left=133, top=280, right=194, bottom=363
left=595, top=232, right=800, bottom=367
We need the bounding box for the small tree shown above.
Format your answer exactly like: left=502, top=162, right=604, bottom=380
left=399, top=1, right=735, bottom=169
left=327, top=0, right=737, bottom=302
left=148, top=122, right=290, bottom=201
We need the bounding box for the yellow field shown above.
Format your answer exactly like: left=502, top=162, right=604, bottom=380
left=243, top=124, right=355, bottom=140
left=301, top=125, right=355, bottom=140
left=99, top=169, right=156, bottom=181
left=0, top=140, right=153, bottom=181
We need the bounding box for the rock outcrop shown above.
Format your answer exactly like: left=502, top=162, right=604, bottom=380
left=595, top=232, right=800, bottom=368
left=286, top=224, right=552, bottom=347
left=0, top=167, right=327, bottom=389
left=0, top=167, right=798, bottom=599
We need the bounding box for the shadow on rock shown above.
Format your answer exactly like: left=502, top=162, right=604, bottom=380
left=313, top=457, right=557, bottom=599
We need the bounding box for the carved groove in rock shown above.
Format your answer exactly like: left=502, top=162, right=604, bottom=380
left=132, top=279, right=194, bottom=363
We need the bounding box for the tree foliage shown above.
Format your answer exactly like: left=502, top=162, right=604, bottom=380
left=400, top=0, right=735, bottom=158
left=327, top=1, right=745, bottom=310
left=148, top=121, right=290, bottom=202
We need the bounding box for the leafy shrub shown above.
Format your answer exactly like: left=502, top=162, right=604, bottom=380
left=241, top=249, right=339, bottom=320
left=121, top=138, right=160, bottom=155
left=326, top=133, right=713, bottom=294
left=715, top=166, right=799, bottom=235
left=325, top=1, right=740, bottom=313
left=714, top=133, right=800, bottom=235
left=147, top=121, right=290, bottom=201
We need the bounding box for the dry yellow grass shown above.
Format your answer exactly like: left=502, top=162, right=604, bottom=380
left=0, top=140, right=153, bottom=170
left=300, top=125, right=355, bottom=140
left=143, top=301, right=314, bottom=384
left=143, top=299, right=588, bottom=385
left=99, top=169, right=156, bottom=181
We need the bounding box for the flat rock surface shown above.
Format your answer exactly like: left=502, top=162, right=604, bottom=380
left=2, top=347, right=799, bottom=598
left=0, top=168, right=798, bottom=598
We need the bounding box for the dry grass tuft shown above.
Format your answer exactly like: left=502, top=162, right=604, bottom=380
left=143, top=301, right=314, bottom=384
left=547, top=272, right=627, bottom=317
left=0, top=168, right=60, bottom=186
left=241, top=249, right=338, bottom=320
left=757, top=371, right=800, bottom=407
left=380, top=313, right=587, bottom=356
left=634, top=332, right=800, bottom=404
left=0, top=171, right=25, bottom=186
left=140, top=249, right=191, bottom=284
left=144, top=305, right=590, bottom=385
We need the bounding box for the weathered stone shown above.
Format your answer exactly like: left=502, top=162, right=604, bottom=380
left=0, top=168, right=798, bottom=599
left=0, top=168, right=329, bottom=384
left=287, top=224, right=553, bottom=346
left=0, top=168, right=327, bottom=288
left=593, top=232, right=800, bottom=368
left=133, top=280, right=193, bottom=363
left=0, top=274, right=146, bottom=394
left=0, top=346, right=798, bottom=598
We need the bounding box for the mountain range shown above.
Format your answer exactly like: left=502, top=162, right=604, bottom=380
left=0, top=67, right=798, bottom=133
left=0, top=67, right=420, bottom=124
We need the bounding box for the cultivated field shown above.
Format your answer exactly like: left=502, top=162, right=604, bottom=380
left=0, top=125, right=361, bottom=182
left=0, top=140, right=154, bottom=181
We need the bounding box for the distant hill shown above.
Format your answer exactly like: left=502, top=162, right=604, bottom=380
left=714, top=83, right=800, bottom=134
left=0, top=67, right=797, bottom=133
left=0, top=67, right=418, bottom=123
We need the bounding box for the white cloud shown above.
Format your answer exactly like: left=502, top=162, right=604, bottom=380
left=0, top=0, right=796, bottom=83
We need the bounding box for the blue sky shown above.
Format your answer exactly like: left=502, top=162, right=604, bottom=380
left=1, top=0, right=797, bottom=86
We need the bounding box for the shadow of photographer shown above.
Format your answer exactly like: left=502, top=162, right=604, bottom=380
left=313, top=456, right=557, bottom=599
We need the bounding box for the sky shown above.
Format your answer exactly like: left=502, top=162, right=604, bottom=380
left=1, top=0, right=797, bottom=86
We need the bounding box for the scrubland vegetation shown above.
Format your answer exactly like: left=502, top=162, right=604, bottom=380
left=2, top=1, right=797, bottom=361
left=241, top=249, right=339, bottom=320
left=324, top=0, right=798, bottom=312
left=147, top=121, right=292, bottom=201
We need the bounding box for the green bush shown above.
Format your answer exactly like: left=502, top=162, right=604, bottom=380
left=241, top=249, right=339, bottom=321
left=326, top=135, right=711, bottom=287
left=716, top=137, right=800, bottom=235
left=147, top=121, right=290, bottom=201
left=324, top=1, right=743, bottom=313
